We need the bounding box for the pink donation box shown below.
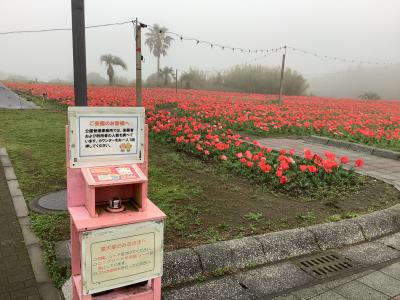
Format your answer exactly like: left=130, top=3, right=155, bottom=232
left=67, top=107, right=166, bottom=300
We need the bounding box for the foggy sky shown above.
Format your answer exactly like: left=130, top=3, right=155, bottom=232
left=1, top=0, right=399, bottom=82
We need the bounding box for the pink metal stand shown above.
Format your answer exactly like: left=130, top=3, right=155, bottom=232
left=67, top=126, right=166, bottom=300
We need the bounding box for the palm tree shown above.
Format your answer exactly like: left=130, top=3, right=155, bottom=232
left=100, top=54, right=127, bottom=85
left=145, top=24, right=174, bottom=85
left=160, top=67, right=174, bottom=86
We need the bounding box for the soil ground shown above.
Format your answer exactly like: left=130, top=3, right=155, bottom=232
left=149, top=140, right=400, bottom=251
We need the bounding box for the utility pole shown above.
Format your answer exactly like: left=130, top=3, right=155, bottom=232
left=278, top=46, right=287, bottom=105
left=71, top=0, right=87, bottom=106
left=175, top=69, right=178, bottom=94
left=135, top=19, right=143, bottom=107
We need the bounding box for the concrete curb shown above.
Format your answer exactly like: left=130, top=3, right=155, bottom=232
left=0, top=148, right=62, bottom=300
left=307, top=135, right=400, bottom=160
left=160, top=204, right=400, bottom=287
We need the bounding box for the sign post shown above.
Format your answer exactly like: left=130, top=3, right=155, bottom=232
left=135, top=20, right=144, bottom=107
left=71, top=0, right=87, bottom=106
left=67, top=107, right=165, bottom=300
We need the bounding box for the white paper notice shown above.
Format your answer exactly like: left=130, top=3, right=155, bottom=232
left=78, top=116, right=139, bottom=157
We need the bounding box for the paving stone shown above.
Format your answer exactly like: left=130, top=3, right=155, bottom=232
left=339, top=242, right=400, bottom=266
left=347, top=142, right=374, bottom=154
left=353, top=209, right=400, bottom=240
left=272, top=294, right=300, bottom=300
left=12, top=195, right=28, bottom=218
left=163, top=248, right=203, bottom=286
left=37, top=282, right=62, bottom=300
left=7, top=179, right=22, bottom=197
left=61, top=277, right=72, bottom=300
left=333, top=280, right=389, bottom=299
left=307, top=220, right=364, bottom=250
left=326, top=139, right=349, bottom=149
left=321, top=270, right=375, bottom=289
left=391, top=204, right=400, bottom=213
left=380, top=174, right=400, bottom=181
left=364, top=170, right=387, bottom=179
left=358, top=271, right=400, bottom=297
left=27, top=244, right=50, bottom=284
left=0, top=148, right=7, bottom=156
left=0, top=293, right=11, bottom=300
left=308, top=290, right=346, bottom=300
left=226, top=290, right=259, bottom=300
left=0, top=158, right=40, bottom=298
left=236, top=262, right=315, bottom=297
left=255, top=228, right=320, bottom=263
left=193, top=236, right=265, bottom=274
left=19, top=217, right=40, bottom=246
left=0, top=155, right=12, bottom=167
left=309, top=136, right=329, bottom=145
left=292, top=283, right=330, bottom=299
left=373, top=148, right=400, bottom=160
left=10, top=287, right=40, bottom=299
left=3, top=166, right=16, bottom=180
left=376, top=233, right=400, bottom=250
left=54, top=240, right=71, bottom=269
left=380, top=262, right=400, bottom=280
left=162, top=277, right=244, bottom=300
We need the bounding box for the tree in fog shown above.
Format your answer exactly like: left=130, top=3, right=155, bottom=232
left=100, top=54, right=127, bottom=85
left=145, top=24, right=174, bottom=85
left=159, top=67, right=174, bottom=86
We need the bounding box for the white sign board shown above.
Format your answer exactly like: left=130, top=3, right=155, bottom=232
left=68, top=107, right=145, bottom=168
left=81, top=220, right=164, bottom=295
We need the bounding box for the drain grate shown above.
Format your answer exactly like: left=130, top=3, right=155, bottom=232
left=295, top=252, right=354, bottom=279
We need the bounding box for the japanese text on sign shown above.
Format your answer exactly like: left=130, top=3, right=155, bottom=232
left=81, top=221, right=163, bottom=295
left=79, top=116, right=139, bottom=157
left=91, top=233, right=155, bottom=283
left=68, top=107, right=145, bottom=168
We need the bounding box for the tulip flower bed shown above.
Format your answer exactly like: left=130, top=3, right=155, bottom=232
left=148, top=110, right=365, bottom=192
left=3, top=87, right=400, bottom=287
left=6, top=82, right=400, bottom=151
left=5, top=82, right=400, bottom=191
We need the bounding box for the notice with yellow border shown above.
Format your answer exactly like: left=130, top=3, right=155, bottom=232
left=81, top=221, right=164, bottom=295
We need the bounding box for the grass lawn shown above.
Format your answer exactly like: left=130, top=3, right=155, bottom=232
left=1, top=91, right=399, bottom=287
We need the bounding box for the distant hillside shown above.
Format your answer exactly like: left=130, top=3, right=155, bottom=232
left=308, top=64, right=400, bottom=100
left=0, top=71, right=33, bottom=82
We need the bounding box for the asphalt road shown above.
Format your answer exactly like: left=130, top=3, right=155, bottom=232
left=0, top=82, right=38, bottom=109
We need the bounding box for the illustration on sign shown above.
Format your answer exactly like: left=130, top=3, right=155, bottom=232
left=89, top=165, right=138, bottom=182
left=81, top=221, right=164, bottom=295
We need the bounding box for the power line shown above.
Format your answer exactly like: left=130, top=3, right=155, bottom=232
left=287, top=46, right=395, bottom=66
left=174, top=49, right=283, bottom=77
left=143, top=22, right=398, bottom=66
left=1, top=17, right=398, bottom=66
left=0, top=20, right=134, bottom=35
left=144, top=23, right=284, bottom=55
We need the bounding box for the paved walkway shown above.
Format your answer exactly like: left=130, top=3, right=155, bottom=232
left=0, top=82, right=38, bottom=109
left=163, top=233, right=400, bottom=300
left=274, top=258, right=400, bottom=300
left=257, top=137, right=400, bottom=189
left=0, top=158, right=41, bottom=299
